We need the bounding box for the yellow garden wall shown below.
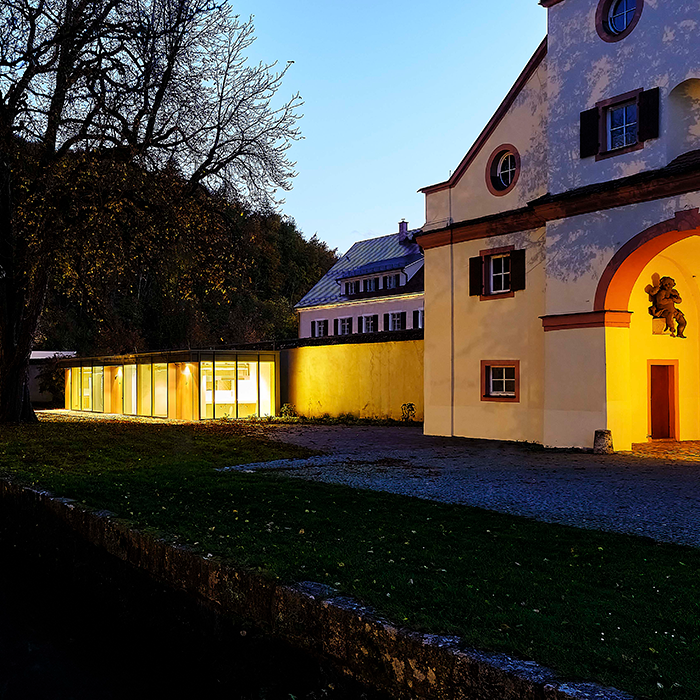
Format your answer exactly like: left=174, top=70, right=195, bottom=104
left=282, top=340, right=424, bottom=421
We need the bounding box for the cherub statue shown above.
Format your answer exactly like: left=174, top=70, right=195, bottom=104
left=645, top=275, right=687, bottom=338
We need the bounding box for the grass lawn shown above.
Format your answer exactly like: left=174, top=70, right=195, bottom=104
left=1, top=412, right=698, bottom=699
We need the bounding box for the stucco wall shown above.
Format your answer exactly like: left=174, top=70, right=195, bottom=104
left=424, top=61, right=548, bottom=230
left=545, top=192, right=700, bottom=316
left=423, top=229, right=546, bottom=442
left=282, top=340, right=424, bottom=420
left=547, top=0, right=700, bottom=195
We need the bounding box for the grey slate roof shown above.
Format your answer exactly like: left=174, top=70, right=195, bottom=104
left=295, top=230, right=423, bottom=309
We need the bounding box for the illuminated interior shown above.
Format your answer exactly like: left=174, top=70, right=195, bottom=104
left=64, top=351, right=279, bottom=420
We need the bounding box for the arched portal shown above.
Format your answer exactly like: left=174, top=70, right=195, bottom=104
left=595, top=209, right=700, bottom=312
left=597, top=210, right=700, bottom=449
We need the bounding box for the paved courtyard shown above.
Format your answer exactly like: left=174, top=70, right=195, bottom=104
left=234, top=424, right=700, bottom=549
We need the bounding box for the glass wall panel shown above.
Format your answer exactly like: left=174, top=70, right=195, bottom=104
left=259, top=355, right=275, bottom=417
left=81, top=367, right=92, bottom=411
left=123, top=364, right=137, bottom=415
left=70, top=368, right=81, bottom=410
left=93, top=366, right=104, bottom=412
left=153, top=363, right=168, bottom=417
left=237, top=356, right=258, bottom=418
left=137, top=364, right=152, bottom=416
left=201, top=361, right=214, bottom=419
left=214, top=361, right=236, bottom=418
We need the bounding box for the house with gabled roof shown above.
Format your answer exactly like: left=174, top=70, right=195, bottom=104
left=417, top=0, right=700, bottom=451
left=295, top=220, right=424, bottom=339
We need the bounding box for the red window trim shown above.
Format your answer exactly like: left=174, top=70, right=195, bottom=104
left=485, top=144, right=521, bottom=197
left=481, top=360, right=520, bottom=403
left=478, top=245, right=516, bottom=300
left=595, top=0, right=644, bottom=43
left=595, top=88, right=644, bottom=161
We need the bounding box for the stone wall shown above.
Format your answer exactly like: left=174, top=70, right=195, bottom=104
left=0, top=478, right=636, bottom=700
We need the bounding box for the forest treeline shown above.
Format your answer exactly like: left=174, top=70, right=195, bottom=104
left=28, top=154, right=337, bottom=356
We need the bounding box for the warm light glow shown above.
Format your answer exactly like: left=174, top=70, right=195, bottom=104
left=183, top=364, right=191, bottom=375
left=116, top=367, right=122, bottom=377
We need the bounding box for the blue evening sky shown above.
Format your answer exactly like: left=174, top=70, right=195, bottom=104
left=233, top=1, right=547, bottom=254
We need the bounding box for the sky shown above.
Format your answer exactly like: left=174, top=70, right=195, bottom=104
left=231, top=1, right=548, bottom=254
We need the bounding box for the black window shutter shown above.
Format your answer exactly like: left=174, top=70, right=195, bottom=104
left=311, top=320, right=316, bottom=338
left=383, top=313, right=390, bottom=331
left=413, top=310, right=419, bottom=328
left=333, top=318, right=338, bottom=335
left=469, top=256, right=484, bottom=296
left=638, top=87, right=660, bottom=142
left=400, top=311, right=406, bottom=330
left=580, top=107, right=600, bottom=158
left=357, top=316, right=363, bottom=333
left=372, top=314, right=379, bottom=332
left=349, top=317, right=353, bottom=334
left=382, top=276, right=388, bottom=289
left=510, top=249, right=527, bottom=291
left=395, top=274, right=401, bottom=287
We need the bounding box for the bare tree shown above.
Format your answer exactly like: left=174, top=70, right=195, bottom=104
left=0, top=0, right=302, bottom=421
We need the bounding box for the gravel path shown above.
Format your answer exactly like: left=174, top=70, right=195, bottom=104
left=226, top=424, right=700, bottom=549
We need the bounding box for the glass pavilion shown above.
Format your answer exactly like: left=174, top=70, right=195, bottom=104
left=64, top=350, right=278, bottom=420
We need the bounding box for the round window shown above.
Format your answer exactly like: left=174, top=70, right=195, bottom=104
left=596, top=0, right=642, bottom=42
left=497, top=152, right=517, bottom=189
left=486, top=145, right=520, bottom=196
left=608, top=0, right=636, bottom=33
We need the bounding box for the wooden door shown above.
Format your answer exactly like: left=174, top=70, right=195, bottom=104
left=650, top=364, right=674, bottom=439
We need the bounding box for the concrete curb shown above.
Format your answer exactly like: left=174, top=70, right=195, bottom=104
left=0, top=479, right=636, bottom=700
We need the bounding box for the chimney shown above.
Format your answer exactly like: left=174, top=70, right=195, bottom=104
left=398, top=219, right=410, bottom=243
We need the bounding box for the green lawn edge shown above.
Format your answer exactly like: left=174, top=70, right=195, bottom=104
left=1, top=414, right=698, bottom=700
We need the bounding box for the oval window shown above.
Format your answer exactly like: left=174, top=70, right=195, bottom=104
left=497, top=152, right=517, bottom=189
left=608, top=0, right=636, bottom=34
left=486, top=145, right=520, bottom=196
left=596, top=0, right=642, bottom=42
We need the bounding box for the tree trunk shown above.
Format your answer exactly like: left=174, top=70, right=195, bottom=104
left=0, top=351, right=37, bottom=423
left=0, top=147, right=38, bottom=423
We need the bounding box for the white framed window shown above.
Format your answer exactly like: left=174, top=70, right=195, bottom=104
left=360, top=314, right=378, bottom=333
left=607, top=101, right=637, bottom=150
left=389, top=311, right=404, bottom=331
left=496, top=152, right=517, bottom=189
left=312, top=319, right=328, bottom=337
left=344, top=280, right=359, bottom=295
left=481, top=360, right=520, bottom=403
left=489, top=254, right=511, bottom=294
left=489, top=366, right=516, bottom=396
left=413, top=308, right=424, bottom=329
left=363, top=277, right=378, bottom=292
left=339, top=317, right=352, bottom=335
left=470, top=247, right=525, bottom=299
left=383, top=273, right=401, bottom=290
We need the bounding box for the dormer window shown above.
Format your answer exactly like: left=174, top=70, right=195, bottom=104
left=363, top=277, right=377, bottom=292
left=344, top=280, right=360, bottom=295
left=383, top=273, right=401, bottom=290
